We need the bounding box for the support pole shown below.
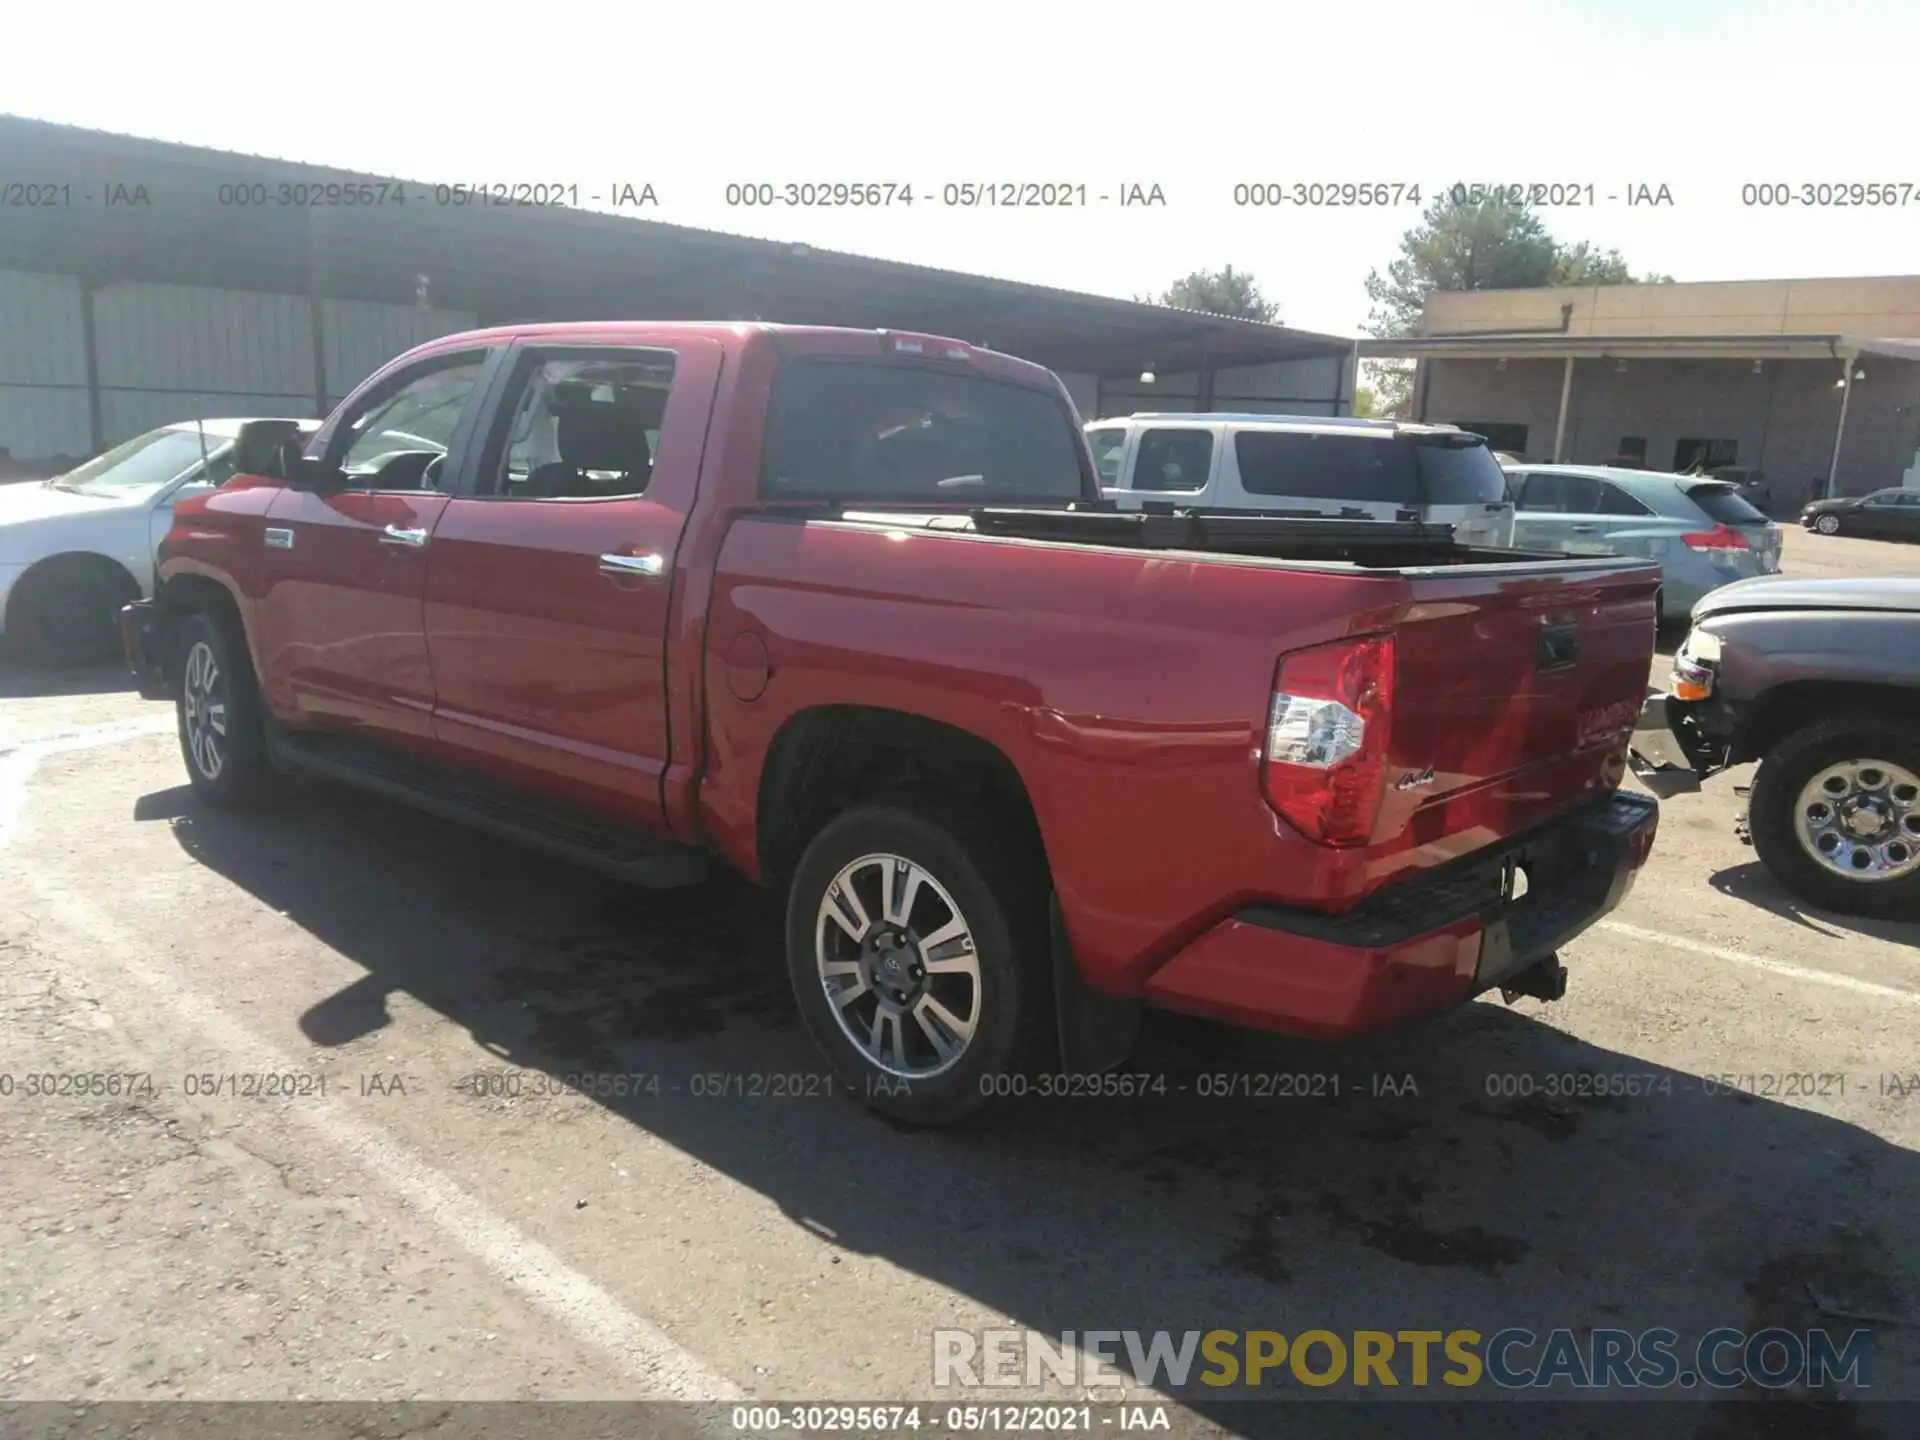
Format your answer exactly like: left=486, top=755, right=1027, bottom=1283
left=1828, top=360, right=1855, bottom=497
left=1552, top=356, right=1574, bottom=462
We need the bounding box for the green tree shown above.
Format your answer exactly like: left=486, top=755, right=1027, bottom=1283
left=1364, top=195, right=1560, bottom=339
left=1142, top=265, right=1281, bottom=323
left=1351, top=385, right=1380, bottom=418
left=1362, top=194, right=1672, bottom=414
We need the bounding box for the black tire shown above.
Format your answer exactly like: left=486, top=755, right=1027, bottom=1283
left=1749, top=719, right=1920, bottom=919
left=784, top=802, right=1051, bottom=1126
left=5, top=557, right=132, bottom=665
left=175, top=609, right=274, bottom=807
left=1813, top=514, right=1842, bottom=536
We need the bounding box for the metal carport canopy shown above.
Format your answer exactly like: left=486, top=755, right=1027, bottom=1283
left=0, top=115, right=1351, bottom=381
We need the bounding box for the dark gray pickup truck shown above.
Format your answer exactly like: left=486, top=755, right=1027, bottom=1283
left=1634, top=574, right=1920, bottom=918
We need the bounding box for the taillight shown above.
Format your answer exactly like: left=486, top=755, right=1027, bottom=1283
left=1263, top=634, right=1395, bottom=847
left=1680, top=523, right=1748, bottom=552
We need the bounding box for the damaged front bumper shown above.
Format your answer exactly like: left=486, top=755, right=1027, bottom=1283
left=1630, top=691, right=1727, bottom=779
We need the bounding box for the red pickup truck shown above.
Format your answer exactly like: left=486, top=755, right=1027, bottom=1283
left=122, top=322, right=1660, bottom=1123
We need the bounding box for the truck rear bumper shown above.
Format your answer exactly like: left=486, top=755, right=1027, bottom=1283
left=119, top=599, right=171, bottom=701
left=1142, top=790, right=1659, bottom=1036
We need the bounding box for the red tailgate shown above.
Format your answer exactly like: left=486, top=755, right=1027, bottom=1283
left=1365, top=559, right=1659, bottom=877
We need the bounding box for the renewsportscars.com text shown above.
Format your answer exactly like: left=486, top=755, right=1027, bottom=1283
left=932, top=1327, right=1873, bottom=1392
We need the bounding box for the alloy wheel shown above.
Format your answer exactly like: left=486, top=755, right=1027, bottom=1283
left=814, top=852, right=982, bottom=1079
left=1793, top=758, right=1920, bottom=881
left=182, top=639, right=228, bottom=781
left=1814, top=514, right=1841, bottom=535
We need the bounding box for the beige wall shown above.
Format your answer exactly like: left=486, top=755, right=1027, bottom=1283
left=1423, top=276, right=1920, bottom=340
left=1422, top=355, right=1920, bottom=506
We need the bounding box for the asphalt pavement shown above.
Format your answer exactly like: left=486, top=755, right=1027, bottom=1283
left=1, top=524, right=1915, bottom=1438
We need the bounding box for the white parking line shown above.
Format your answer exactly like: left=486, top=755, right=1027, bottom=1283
left=0, top=715, right=175, bottom=847
left=1, top=719, right=745, bottom=1403
left=1598, top=919, right=1920, bottom=1003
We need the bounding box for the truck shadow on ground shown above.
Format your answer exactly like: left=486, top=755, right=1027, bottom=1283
left=1708, top=861, right=1920, bottom=946
left=138, top=779, right=1916, bottom=1438
left=0, top=654, right=136, bottom=698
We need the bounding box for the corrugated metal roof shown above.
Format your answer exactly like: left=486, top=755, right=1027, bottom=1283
left=0, top=114, right=1353, bottom=377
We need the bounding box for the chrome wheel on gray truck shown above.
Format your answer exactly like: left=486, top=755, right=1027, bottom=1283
left=1793, top=759, right=1920, bottom=879
left=1750, top=720, right=1920, bottom=917
left=785, top=803, right=1047, bottom=1124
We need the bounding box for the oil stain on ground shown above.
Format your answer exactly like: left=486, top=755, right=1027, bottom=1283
left=1317, top=1192, right=1528, bottom=1276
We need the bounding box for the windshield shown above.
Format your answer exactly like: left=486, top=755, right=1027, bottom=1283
left=50, top=428, right=220, bottom=496
left=761, top=360, right=1087, bottom=503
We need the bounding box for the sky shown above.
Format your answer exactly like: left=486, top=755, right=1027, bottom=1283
left=8, top=0, right=1920, bottom=337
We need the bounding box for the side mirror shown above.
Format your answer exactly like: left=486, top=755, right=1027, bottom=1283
left=232, top=420, right=314, bottom=483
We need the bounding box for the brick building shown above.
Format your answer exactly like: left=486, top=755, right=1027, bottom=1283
left=1359, top=276, right=1920, bottom=513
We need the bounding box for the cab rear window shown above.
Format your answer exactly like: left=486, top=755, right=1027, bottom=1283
left=761, top=359, right=1086, bottom=502
left=1685, top=482, right=1767, bottom=526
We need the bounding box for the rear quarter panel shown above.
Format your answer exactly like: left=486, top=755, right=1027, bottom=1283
left=700, top=518, right=1423, bottom=994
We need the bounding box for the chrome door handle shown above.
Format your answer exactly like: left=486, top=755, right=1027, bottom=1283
left=599, top=552, right=665, bottom=578
left=380, top=525, right=429, bottom=548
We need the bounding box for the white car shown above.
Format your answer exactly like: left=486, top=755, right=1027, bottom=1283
left=1084, top=414, right=1518, bottom=548
left=0, top=417, right=315, bottom=663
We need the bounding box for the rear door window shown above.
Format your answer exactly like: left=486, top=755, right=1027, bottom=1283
left=761, top=359, right=1086, bottom=502
left=1133, top=429, right=1213, bottom=492
left=1683, top=482, right=1768, bottom=526
left=1412, top=438, right=1510, bottom=505
left=1518, top=471, right=1603, bottom=513
left=1594, top=482, right=1654, bottom=517
left=1234, top=431, right=1414, bottom=503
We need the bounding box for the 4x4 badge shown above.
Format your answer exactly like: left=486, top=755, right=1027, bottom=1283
left=1395, top=766, right=1437, bottom=791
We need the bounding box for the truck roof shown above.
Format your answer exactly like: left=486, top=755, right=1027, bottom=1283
left=400, top=322, right=1063, bottom=388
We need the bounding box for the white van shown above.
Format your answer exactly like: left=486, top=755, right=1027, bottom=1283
left=1084, top=414, right=1517, bottom=548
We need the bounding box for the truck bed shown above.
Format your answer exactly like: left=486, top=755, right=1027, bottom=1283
left=836, top=503, right=1613, bottom=571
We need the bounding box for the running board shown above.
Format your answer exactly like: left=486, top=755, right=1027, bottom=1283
left=267, top=729, right=709, bottom=889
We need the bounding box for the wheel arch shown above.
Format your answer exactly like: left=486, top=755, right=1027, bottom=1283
left=4, top=549, right=141, bottom=626
left=1735, top=680, right=1920, bottom=765
left=755, top=704, right=1049, bottom=897
left=150, top=571, right=250, bottom=691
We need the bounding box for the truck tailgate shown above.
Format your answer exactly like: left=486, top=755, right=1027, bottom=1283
left=1369, top=558, right=1659, bottom=868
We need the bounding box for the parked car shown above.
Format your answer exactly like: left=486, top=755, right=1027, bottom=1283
left=123, top=322, right=1661, bottom=1125
left=1634, top=575, right=1920, bottom=918
left=0, top=418, right=316, bottom=663
left=1801, top=486, right=1920, bottom=539
left=1503, top=464, right=1782, bottom=627
left=1084, top=414, right=1517, bottom=548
